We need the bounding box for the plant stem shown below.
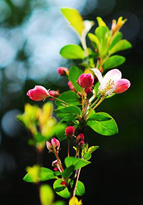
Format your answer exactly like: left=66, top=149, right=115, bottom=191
left=86, top=96, right=105, bottom=119
left=67, top=139, right=70, bottom=157
left=54, top=151, right=64, bottom=173
left=49, top=95, right=69, bottom=106
left=72, top=168, right=81, bottom=197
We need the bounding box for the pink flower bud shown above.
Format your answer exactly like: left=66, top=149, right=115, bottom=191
left=76, top=133, right=85, bottom=143
left=85, top=87, right=92, bottom=95
left=115, top=79, right=131, bottom=94
left=61, top=181, right=67, bottom=187
left=51, top=138, right=60, bottom=151
left=78, top=140, right=85, bottom=147
left=46, top=141, right=53, bottom=152
left=58, top=67, right=69, bottom=76
left=27, top=85, right=49, bottom=101
left=77, top=73, right=94, bottom=88
left=65, top=126, right=75, bottom=137
left=68, top=81, right=76, bottom=92
left=54, top=167, right=59, bottom=171
left=48, top=90, right=60, bottom=98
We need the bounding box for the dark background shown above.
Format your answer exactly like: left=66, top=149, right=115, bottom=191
left=0, top=0, right=143, bottom=204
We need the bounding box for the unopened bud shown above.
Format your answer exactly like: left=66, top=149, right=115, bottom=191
left=58, top=67, right=69, bottom=76
left=78, top=140, right=85, bottom=147
left=48, top=90, right=60, bottom=98
left=77, top=73, right=94, bottom=88
left=65, top=126, right=75, bottom=137
left=61, top=181, right=67, bottom=187
left=76, top=133, right=85, bottom=143
left=68, top=81, right=76, bottom=92
left=51, top=138, right=60, bottom=151
left=27, top=85, right=49, bottom=101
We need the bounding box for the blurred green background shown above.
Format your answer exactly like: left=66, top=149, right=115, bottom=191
left=0, top=0, right=142, bottom=204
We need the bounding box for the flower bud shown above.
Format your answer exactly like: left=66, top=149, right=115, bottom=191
left=78, top=141, right=85, bottom=147
left=58, top=67, right=69, bottom=76
left=68, top=81, right=76, bottom=92
left=54, top=167, right=59, bottom=171
left=46, top=141, right=53, bottom=152
left=77, top=73, right=94, bottom=88
left=85, top=87, right=92, bottom=95
left=115, top=79, right=131, bottom=94
left=65, top=126, right=75, bottom=137
left=61, top=181, right=67, bottom=187
left=76, top=133, right=85, bottom=143
left=51, top=138, right=60, bottom=151
left=48, top=90, right=60, bottom=98
left=27, top=85, right=49, bottom=101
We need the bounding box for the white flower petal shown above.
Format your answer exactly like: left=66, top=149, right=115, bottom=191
left=103, top=69, right=122, bottom=84
left=91, top=68, right=103, bottom=84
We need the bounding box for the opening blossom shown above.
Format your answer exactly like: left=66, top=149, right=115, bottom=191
left=46, top=138, right=60, bottom=153
left=92, top=68, right=131, bottom=96
left=26, top=85, right=49, bottom=101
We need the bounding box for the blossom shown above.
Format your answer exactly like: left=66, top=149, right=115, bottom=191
left=57, top=67, right=69, bottom=76
left=27, top=85, right=49, bottom=101
left=46, top=138, right=60, bottom=152
left=92, top=68, right=131, bottom=96
left=77, top=73, right=94, bottom=88
left=65, top=126, right=75, bottom=137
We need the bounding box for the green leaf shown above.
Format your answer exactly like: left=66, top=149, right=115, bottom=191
left=94, top=81, right=100, bottom=97
left=54, top=201, right=66, bottom=205
left=60, top=44, right=85, bottom=59
left=23, top=167, right=56, bottom=183
left=88, top=112, right=112, bottom=121
left=39, top=167, right=57, bottom=181
left=60, top=8, right=84, bottom=36
left=95, top=26, right=108, bottom=42
left=70, top=180, right=85, bottom=196
left=88, top=146, right=99, bottom=154
left=55, top=91, right=80, bottom=107
left=95, top=26, right=108, bottom=55
left=55, top=106, right=81, bottom=118
left=56, top=122, right=67, bottom=141
left=69, top=66, right=83, bottom=92
left=53, top=179, right=70, bottom=199
left=65, top=157, right=91, bottom=170
left=62, top=165, right=75, bottom=180
left=96, top=17, right=107, bottom=27
left=88, top=33, right=100, bottom=49
left=103, top=55, right=126, bottom=70
left=109, top=32, right=122, bottom=50
left=40, top=184, right=54, bottom=205
left=87, top=112, right=118, bottom=136
left=53, top=179, right=85, bottom=198
left=54, top=123, right=66, bottom=136
left=83, top=152, right=92, bottom=160
left=109, top=40, right=132, bottom=55
left=60, top=114, right=77, bottom=123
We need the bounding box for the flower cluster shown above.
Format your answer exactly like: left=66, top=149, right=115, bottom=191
left=18, top=8, right=132, bottom=204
